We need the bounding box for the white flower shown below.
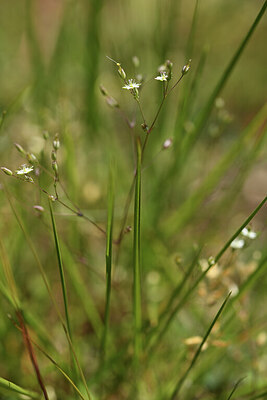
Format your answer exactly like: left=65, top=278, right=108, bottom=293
left=162, top=138, right=173, bottom=149
left=241, top=227, right=257, bottom=240
left=155, top=72, right=168, bottom=82
left=230, top=238, right=245, bottom=250
left=16, top=164, right=34, bottom=175
left=122, top=79, right=141, bottom=90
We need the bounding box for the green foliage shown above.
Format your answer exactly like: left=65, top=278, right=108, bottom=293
left=0, top=1, right=267, bottom=399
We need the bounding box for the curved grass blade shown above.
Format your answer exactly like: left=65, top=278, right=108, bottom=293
left=226, top=377, right=246, bottom=400
left=181, top=1, right=267, bottom=160
left=4, top=187, right=92, bottom=400
left=150, top=195, right=267, bottom=352
left=0, top=377, right=39, bottom=399
left=164, top=103, right=267, bottom=237
left=169, top=293, right=231, bottom=400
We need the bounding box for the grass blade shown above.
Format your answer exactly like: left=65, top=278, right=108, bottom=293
left=151, top=195, right=267, bottom=351
left=133, top=137, right=143, bottom=364
left=146, top=247, right=202, bottom=349
left=181, top=1, right=267, bottom=159
left=61, top=242, right=103, bottom=340
left=4, top=188, right=91, bottom=400
left=226, top=377, right=246, bottom=400
left=49, top=200, right=71, bottom=339
left=101, top=164, right=115, bottom=358
left=164, top=102, right=267, bottom=236
left=0, top=377, right=39, bottom=399
left=169, top=293, right=231, bottom=400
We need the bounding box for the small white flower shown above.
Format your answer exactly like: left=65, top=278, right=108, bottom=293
left=230, top=238, right=245, bottom=250
left=122, top=79, right=141, bottom=90
left=155, top=72, right=168, bottom=82
left=162, top=138, right=173, bottom=149
left=16, top=164, right=34, bottom=175
left=241, top=227, right=257, bottom=240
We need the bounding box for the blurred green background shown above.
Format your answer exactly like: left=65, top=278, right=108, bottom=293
left=0, top=1, right=267, bottom=399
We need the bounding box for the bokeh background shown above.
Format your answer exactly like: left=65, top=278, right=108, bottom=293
left=0, top=1, right=267, bottom=399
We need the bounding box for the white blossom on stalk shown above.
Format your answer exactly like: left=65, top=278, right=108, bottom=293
left=155, top=72, right=168, bottom=82
left=122, top=79, right=141, bottom=90
left=16, top=164, right=34, bottom=175
left=241, top=227, right=257, bottom=239
left=230, top=238, right=245, bottom=250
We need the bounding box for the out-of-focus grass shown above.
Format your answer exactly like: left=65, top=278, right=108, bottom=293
left=0, top=1, right=267, bottom=399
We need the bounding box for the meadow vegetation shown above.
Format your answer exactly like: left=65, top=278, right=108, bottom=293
left=0, top=1, right=267, bottom=399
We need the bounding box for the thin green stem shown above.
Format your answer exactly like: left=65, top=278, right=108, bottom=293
left=4, top=187, right=92, bottom=400
left=101, top=165, right=115, bottom=358
left=133, top=137, right=143, bottom=364
left=0, top=377, right=39, bottom=399
left=226, top=377, right=246, bottom=400
left=169, top=293, right=231, bottom=400
left=149, top=196, right=267, bottom=353
left=49, top=200, right=71, bottom=338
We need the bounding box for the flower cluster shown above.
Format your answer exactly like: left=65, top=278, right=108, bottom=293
left=230, top=226, right=258, bottom=250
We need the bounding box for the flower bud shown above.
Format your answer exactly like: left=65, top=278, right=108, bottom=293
left=52, top=161, right=58, bottom=176
left=14, top=143, right=26, bottom=155
left=51, top=150, right=57, bottom=161
left=43, top=131, right=49, bottom=140
left=1, top=167, right=13, bottom=176
left=182, top=59, right=192, bottom=75
left=99, top=85, right=108, bottom=96
left=53, top=134, right=60, bottom=150
left=33, top=205, right=45, bottom=213
left=27, top=153, right=38, bottom=164
left=165, top=60, right=173, bottom=80
left=132, top=56, right=140, bottom=68
left=24, top=175, right=34, bottom=183
left=118, top=64, right=126, bottom=80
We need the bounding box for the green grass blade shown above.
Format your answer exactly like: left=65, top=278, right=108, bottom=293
left=226, top=377, right=246, bottom=400
left=0, top=238, right=20, bottom=309
left=32, top=341, right=87, bottom=400
left=101, top=164, right=115, bottom=358
left=169, top=293, right=231, bottom=400
left=151, top=195, right=267, bottom=351
left=61, top=242, right=103, bottom=340
left=164, top=102, right=267, bottom=236
left=146, top=248, right=201, bottom=349
left=133, top=137, right=143, bottom=364
left=222, top=252, right=267, bottom=331
left=49, top=200, right=71, bottom=339
left=0, top=377, right=39, bottom=399
left=4, top=188, right=91, bottom=400
left=85, top=0, right=104, bottom=137
left=173, top=45, right=208, bottom=153
left=181, top=1, right=267, bottom=159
